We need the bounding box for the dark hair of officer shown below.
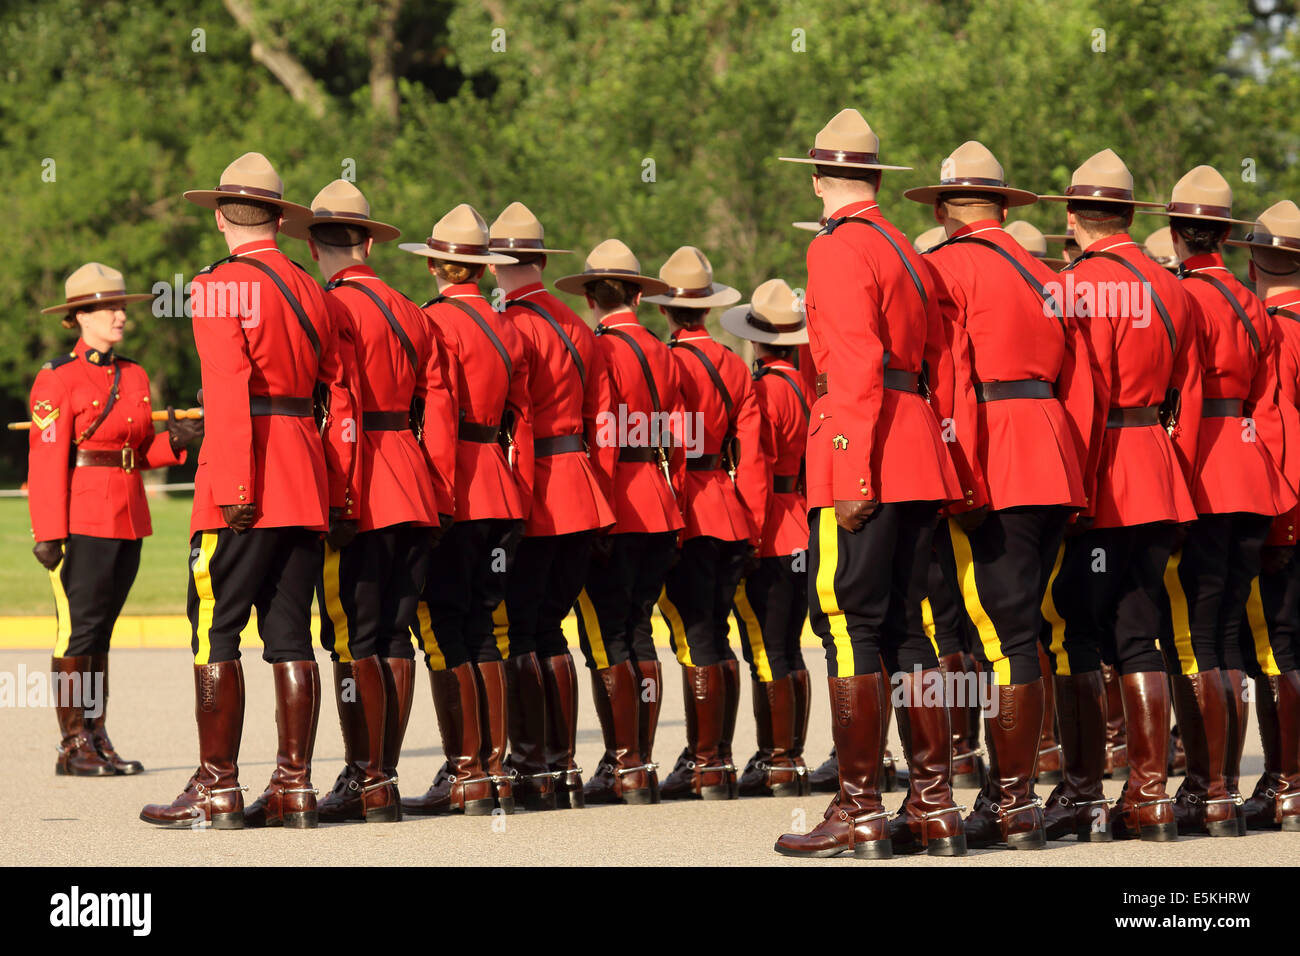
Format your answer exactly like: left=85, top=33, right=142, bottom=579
left=216, top=198, right=280, bottom=227
left=1066, top=198, right=1134, bottom=234
left=814, top=166, right=883, bottom=189
left=755, top=341, right=796, bottom=361
left=434, top=260, right=485, bottom=284
left=583, top=277, right=639, bottom=310
left=1252, top=245, right=1300, bottom=276
left=1170, top=216, right=1228, bottom=256
left=665, top=305, right=707, bottom=328
left=310, top=222, right=369, bottom=247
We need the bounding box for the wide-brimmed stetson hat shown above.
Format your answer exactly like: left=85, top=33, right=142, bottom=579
left=1225, top=200, right=1300, bottom=259
left=719, top=279, right=808, bottom=346
left=1005, top=220, right=1066, bottom=268
left=488, top=202, right=572, bottom=256
left=1037, top=149, right=1163, bottom=208
left=913, top=225, right=947, bottom=253
left=280, top=179, right=401, bottom=242
left=643, top=246, right=741, bottom=308
left=41, top=263, right=154, bottom=315
left=903, top=141, right=1037, bottom=208
left=1143, top=226, right=1178, bottom=269
left=1148, top=165, right=1251, bottom=226
left=183, top=151, right=313, bottom=220
left=554, top=239, right=670, bottom=297
left=778, top=108, right=911, bottom=172
left=400, top=204, right=517, bottom=265
left=792, top=218, right=825, bottom=232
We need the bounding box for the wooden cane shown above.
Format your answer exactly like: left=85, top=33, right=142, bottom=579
left=7, top=407, right=204, bottom=431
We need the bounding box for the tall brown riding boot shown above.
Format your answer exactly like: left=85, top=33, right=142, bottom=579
left=1169, top=670, right=1239, bottom=837
left=790, top=668, right=813, bottom=795
left=540, top=652, right=584, bottom=808
left=1242, top=674, right=1283, bottom=830
left=317, top=660, right=365, bottom=822
left=1036, top=643, right=1062, bottom=784
left=775, top=673, right=892, bottom=859
left=661, top=664, right=731, bottom=799
left=314, top=655, right=398, bottom=822
left=504, top=651, right=555, bottom=811
left=1275, top=671, right=1300, bottom=830
left=1222, top=669, right=1249, bottom=835
left=1112, top=670, right=1178, bottom=841
left=635, top=658, right=663, bottom=800
left=719, top=658, right=741, bottom=797
left=1102, top=662, right=1129, bottom=779
left=141, top=660, right=246, bottom=828
left=888, top=668, right=967, bottom=856
left=380, top=657, right=415, bottom=802
left=52, top=656, right=114, bottom=777
left=474, top=659, right=515, bottom=814
left=584, top=660, right=654, bottom=804
left=739, top=676, right=800, bottom=797
left=963, top=680, right=1048, bottom=849
left=939, top=652, right=986, bottom=788
left=244, top=660, right=322, bottom=829
left=1042, top=671, right=1112, bottom=841
left=403, top=662, right=495, bottom=815
left=84, top=653, right=143, bottom=774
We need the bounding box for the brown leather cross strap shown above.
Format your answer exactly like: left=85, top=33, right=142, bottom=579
left=75, top=447, right=137, bottom=471
left=1106, top=405, right=1162, bottom=428
left=250, top=395, right=314, bottom=417
left=618, top=446, right=660, bottom=463
left=815, top=369, right=919, bottom=397
left=773, top=474, right=799, bottom=494
left=686, top=454, right=723, bottom=471
left=534, top=433, right=585, bottom=457
left=362, top=410, right=409, bottom=431
left=975, top=380, right=1054, bottom=402
left=1202, top=397, right=1245, bottom=418
left=458, top=420, right=500, bottom=443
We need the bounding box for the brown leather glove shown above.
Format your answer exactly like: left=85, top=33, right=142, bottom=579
left=1261, top=546, right=1294, bottom=576
left=953, top=505, right=989, bottom=534
left=1065, top=512, right=1094, bottom=538
left=834, top=498, right=878, bottom=533
left=167, top=406, right=204, bottom=455
left=33, top=539, right=63, bottom=571
left=326, top=507, right=358, bottom=550
left=220, top=503, right=257, bottom=534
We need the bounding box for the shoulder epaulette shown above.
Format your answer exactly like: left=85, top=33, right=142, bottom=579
left=923, top=234, right=958, bottom=255
left=196, top=253, right=238, bottom=276
left=40, top=354, right=76, bottom=372
left=421, top=296, right=442, bottom=309
left=114, top=354, right=136, bottom=365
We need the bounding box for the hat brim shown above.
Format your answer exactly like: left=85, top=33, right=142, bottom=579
left=281, top=215, right=402, bottom=243
left=183, top=189, right=315, bottom=221
left=1041, top=234, right=1074, bottom=243
left=1036, top=194, right=1164, bottom=208
left=779, top=156, right=912, bottom=172
left=719, top=304, right=809, bottom=345
left=1140, top=208, right=1253, bottom=226
left=41, top=292, right=155, bottom=315
left=1038, top=257, right=1069, bottom=270
left=553, top=271, right=671, bottom=297
left=488, top=245, right=573, bottom=256
left=792, top=221, right=823, bottom=233
left=902, top=184, right=1039, bottom=207
left=1224, top=237, right=1300, bottom=256
left=398, top=242, right=518, bottom=265
left=643, top=283, right=742, bottom=308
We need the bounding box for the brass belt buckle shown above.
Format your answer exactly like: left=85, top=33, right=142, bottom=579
left=121, top=446, right=136, bottom=473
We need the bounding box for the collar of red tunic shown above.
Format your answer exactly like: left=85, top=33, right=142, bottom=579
left=1180, top=252, right=1229, bottom=276
left=441, top=282, right=484, bottom=301
left=828, top=200, right=880, bottom=221
left=755, top=355, right=796, bottom=372
left=597, top=309, right=642, bottom=331
left=76, top=337, right=116, bottom=366
left=1082, top=232, right=1137, bottom=256
left=671, top=327, right=712, bottom=344
left=950, top=219, right=1003, bottom=241
left=1266, top=290, right=1300, bottom=313
left=508, top=281, right=547, bottom=301
left=230, top=239, right=280, bottom=258
left=328, top=263, right=379, bottom=284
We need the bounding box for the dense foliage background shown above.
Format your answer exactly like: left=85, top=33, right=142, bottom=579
left=3, top=0, right=1299, bottom=480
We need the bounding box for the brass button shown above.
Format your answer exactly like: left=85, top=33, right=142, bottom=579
left=819, top=413, right=825, bottom=420
left=861, top=489, right=869, bottom=496
left=965, top=489, right=973, bottom=496
left=126, top=417, right=133, bottom=423
left=92, top=400, right=100, bottom=407
left=239, top=485, right=245, bottom=491
left=239, top=495, right=246, bottom=501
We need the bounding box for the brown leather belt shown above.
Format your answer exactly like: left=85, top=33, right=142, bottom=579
left=250, top=395, right=314, bottom=417
left=975, top=380, right=1054, bottom=403
left=75, top=447, right=138, bottom=472
left=773, top=475, right=799, bottom=493
left=815, top=369, right=919, bottom=398
left=687, top=454, right=723, bottom=472
left=458, top=421, right=500, bottom=443
left=618, top=446, right=661, bottom=463
left=1202, top=397, right=1245, bottom=418
left=363, top=411, right=409, bottom=431
left=535, top=434, right=585, bottom=457
left=1106, top=405, right=1162, bottom=428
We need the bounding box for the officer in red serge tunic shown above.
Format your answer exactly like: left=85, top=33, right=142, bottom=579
left=282, top=179, right=454, bottom=824
left=1036, top=148, right=1203, bottom=843
left=143, top=152, right=361, bottom=831
left=1157, top=166, right=1295, bottom=838
left=906, top=141, right=1099, bottom=850
left=30, top=263, right=199, bottom=779
left=487, top=202, right=615, bottom=812
left=554, top=238, right=682, bottom=807
left=720, top=279, right=815, bottom=798
left=398, top=203, right=531, bottom=818
left=643, top=246, right=765, bottom=802
left=771, top=109, right=967, bottom=860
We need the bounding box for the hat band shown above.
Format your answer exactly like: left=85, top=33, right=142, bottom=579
left=581, top=268, right=643, bottom=279
left=490, top=237, right=546, bottom=250
left=315, top=209, right=370, bottom=220
left=940, top=176, right=1008, bottom=187
left=427, top=237, right=489, bottom=255
left=809, top=147, right=879, bottom=164
left=664, top=284, right=714, bottom=299
left=1167, top=201, right=1232, bottom=218
left=1248, top=232, right=1300, bottom=251
left=217, top=183, right=285, bottom=200
left=65, top=289, right=131, bottom=304
left=748, top=311, right=804, bottom=334
left=1065, top=184, right=1135, bottom=201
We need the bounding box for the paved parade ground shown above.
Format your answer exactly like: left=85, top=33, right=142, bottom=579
left=2, top=646, right=1295, bottom=867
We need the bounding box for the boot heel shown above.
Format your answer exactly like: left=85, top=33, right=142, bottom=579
left=1006, top=827, right=1047, bottom=850
left=926, top=834, right=967, bottom=857
left=772, top=781, right=800, bottom=798
left=1281, top=815, right=1300, bottom=832
left=1075, top=822, right=1113, bottom=842
left=210, top=811, right=245, bottom=830
left=622, top=787, right=654, bottom=805
left=462, top=797, right=496, bottom=816
left=1206, top=818, right=1241, bottom=838
left=282, top=811, right=318, bottom=829
left=523, top=792, right=557, bottom=812
left=365, top=804, right=401, bottom=823
left=496, top=795, right=516, bottom=815
left=1140, top=821, right=1179, bottom=842
left=701, top=784, right=732, bottom=800
left=852, top=839, right=894, bottom=860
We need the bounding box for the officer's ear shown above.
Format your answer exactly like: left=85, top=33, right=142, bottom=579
left=933, top=201, right=944, bottom=225
left=998, top=201, right=1008, bottom=225
left=487, top=263, right=499, bottom=279
left=214, top=208, right=226, bottom=234
left=811, top=174, right=823, bottom=199
left=631, top=290, right=643, bottom=308
left=1248, top=259, right=1257, bottom=285
left=363, top=236, right=374, bottom=258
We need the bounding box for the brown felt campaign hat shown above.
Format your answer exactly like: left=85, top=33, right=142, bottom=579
left=719, top=279, right=808, bottom=346
left=792, top=218, right=825, bottom=232
left=41, top=263, right=154, bottom=315
left=1143, top=226, right=1178, bottom=268
left=643, top=246, right=741, bottom=308
left=1149, top=165, right=1251, bottom=226
left=488, top=202, right=572, bottom=256
left=183, top=151, right=313, bottom=220
left=1225, top=200, right=1300, bottom=257
left=912, top=225, right=947, bottom=253
left=400, top=204, right=518, bottom=265
left=778, top=108, right=912, bottom=172
left=553, top=239, right=670, bottom=297
left=1037, top=149, right=1163, bottom=208
left=903, top=141, right=1037, bottom=207
left=1005, top=220, right=1066, bottom=268
left=280, top=179, right=401, bottom=243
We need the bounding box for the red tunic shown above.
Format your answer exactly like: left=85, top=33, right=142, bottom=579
left=1065, top=234, right=1201, bottom=528
left=325, top=264, right=453, bottom=531
left=422, top=283, right=531, bottom=522
left=668, top=327, right=766, bottom=546
left=592, top=310, right=685, bottom=535
left=189, top=239, right=360, bottom=536
left=803, top=201, right=962, bottom=508
left=506, top=282, right=614, bottom=536
left=926, top=220, right=1097, bottom=512
left=1264, top=292, right=1300, bottom=545
left=27, top=341, right=184, bottom=541
left=1179, top=255, right=1294, bottom=518
left=750, top=356, right=810, bottom=557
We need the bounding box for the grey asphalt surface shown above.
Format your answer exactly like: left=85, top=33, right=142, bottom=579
left=2, top=648, right=1296, bottom=866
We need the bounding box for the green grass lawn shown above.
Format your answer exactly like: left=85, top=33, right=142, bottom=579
left=0, top=495, right=194, bottom=615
